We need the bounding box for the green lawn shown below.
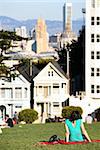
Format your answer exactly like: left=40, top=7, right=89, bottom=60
left=0, top=122, right=100, bottom=150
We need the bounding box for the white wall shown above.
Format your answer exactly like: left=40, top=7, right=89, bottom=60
left=69, top=95, right=100, bottom=122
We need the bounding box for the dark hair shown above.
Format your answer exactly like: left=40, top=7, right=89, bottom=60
left=69, top=111, right=82, bottom=122
left=6, top=114, right=9, bottom=117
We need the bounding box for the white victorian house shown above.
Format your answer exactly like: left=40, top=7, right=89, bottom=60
left=0, top=60, right=69, bottom=123
left=0, top=71, right=30, bottom=119
left=33, top=61, right=69, bottom=121
left=17, top=61, right=69, bottom=122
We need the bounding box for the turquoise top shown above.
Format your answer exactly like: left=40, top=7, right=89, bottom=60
left=65, top=119, right=84, bottom=142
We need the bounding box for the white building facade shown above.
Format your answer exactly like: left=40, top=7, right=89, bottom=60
left=0, top=74, right=30, bottom=119
left=68, top=0, right=100, bottom=121
left=84, top=0, right=100, bottom=116
left=86, top=0, right=100, bottom=100
left=33, top=62, right=69, bottom=122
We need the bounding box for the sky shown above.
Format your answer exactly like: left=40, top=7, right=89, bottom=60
left=0, top=0, right=85, bottom=21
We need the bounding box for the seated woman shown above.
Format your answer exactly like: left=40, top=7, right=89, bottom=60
left=65, top=111, right=91, bottom=142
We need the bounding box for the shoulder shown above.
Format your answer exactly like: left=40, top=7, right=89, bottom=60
left=65, top=119, right=70, bottom=124
left=77, top=119, right=83, bottom=124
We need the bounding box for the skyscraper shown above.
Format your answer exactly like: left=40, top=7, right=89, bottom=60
left=35, top=18, right=48, bottom=54
left=86, top=0, right=100, bottom=99
left=59, top=1, right=77, bottom=48
left=63, top=2, right=72, bottom=32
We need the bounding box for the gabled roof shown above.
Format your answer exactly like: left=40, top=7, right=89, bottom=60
left=16, top=62, right=40, bottom=82
left=16, top=60, right=68, bottom=82
left=51, top=61, right=68, bottom=78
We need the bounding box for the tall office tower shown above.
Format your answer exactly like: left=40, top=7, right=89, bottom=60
left=35, top=18, right=48, bottom=54
left=59, top=2, right=77, bottom=48
left=63, top=2, right=72, bottom=32
left=86, top=0, right=100, bottom=99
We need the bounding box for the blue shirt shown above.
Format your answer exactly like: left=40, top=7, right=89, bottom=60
left=65, top=119, right=84, bottom=142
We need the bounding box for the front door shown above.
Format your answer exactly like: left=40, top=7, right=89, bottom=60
left=37, top=103, right=44, bottom=116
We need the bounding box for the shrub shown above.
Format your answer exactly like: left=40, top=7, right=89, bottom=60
left=62, top=106, right=83, bottom=119
left=18, top=109, right=38, bottom=124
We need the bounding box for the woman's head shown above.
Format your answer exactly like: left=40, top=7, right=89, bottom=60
left=69, top=111, right=82, bottom=122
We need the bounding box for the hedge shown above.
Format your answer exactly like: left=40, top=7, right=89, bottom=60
left=18, top=109, right=38, bottom=124
left=62, top=106, right=83, bottom=118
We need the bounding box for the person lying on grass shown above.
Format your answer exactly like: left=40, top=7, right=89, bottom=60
left=65, top=111, right=91, bottom=142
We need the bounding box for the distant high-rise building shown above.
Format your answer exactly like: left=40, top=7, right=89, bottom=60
left=86, top=0, right=100, bottom=99
left=35, top=18, right=48, bottom=54
left=59, top=2, right=77, bottom=48
left=63, top=2, right=72, bottom=32
left=15, top=26, right=27, bottom=38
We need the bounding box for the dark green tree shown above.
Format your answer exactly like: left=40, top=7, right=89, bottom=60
left=0, top=30, right=28, bottom=55
left=69, top=26, right=85, bottom=95
left=57, top=47, right=67, bottom=73
left=57, top=26, right=85, bottom=95
left=0, top=30, right=28, bottom=76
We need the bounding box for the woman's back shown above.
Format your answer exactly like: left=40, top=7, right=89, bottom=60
left=65, top=119, right=84, bottom=142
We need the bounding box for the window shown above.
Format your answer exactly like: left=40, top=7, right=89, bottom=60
left=96, top=68, right=100, bottom=76
left=96, top=34, right=100, bottom=42
left=24, top=88, right=27, bottom=98
left=51, top=71, right=53, bottom=76
left=53, top=84, right=59, bottom=94
left=15, top=87, right=22, bottom=98
left=96, top=51, right=100, bottom=59
left=91, top=17, right=95, bottom=25
left=48, top=86, right=51, bottom=96
left=62, top=83, right=66, bottom=88
left=39, top=86, right=42, bottom=93
left=53, top=102, right=59, bottom=107
left=6, top=88, right=13, bottom=98
left=91, top=51, right=94, bottom=59
left=53, top=102, right=60, bottom=112
left=36, top=86, right=43, bottom=96
left=91, top=68, right=94, bottom=76
left=48, top=71, right=50, bottom=76
left=0, top=88, right=5, bottom=98
left=48, top=71, right=53, bottom=76
left=97, top=17, right=100, bottom=25
left=91, top=85, right=94, bottom=93
left=91, top=34, right=94, bottom=42
left=15, top=105, right=22, bottom=108
left=44, top=86, right=48, bottom=97
left=96, top=85, right=100, bottom=93
left=0, top=88, right=13, bottom=98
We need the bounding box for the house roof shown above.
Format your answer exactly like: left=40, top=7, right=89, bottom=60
left=16, top=60, right=68, bottom=82
left=16, top=62, right=40, bottom=82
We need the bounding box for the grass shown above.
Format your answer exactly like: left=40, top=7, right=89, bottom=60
left=0, top=122, right=100, bottom=150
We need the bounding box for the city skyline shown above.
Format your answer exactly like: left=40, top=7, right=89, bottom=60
left=0, top=0, right=85, bottom=21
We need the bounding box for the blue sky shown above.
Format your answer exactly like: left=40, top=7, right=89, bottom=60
left=0, top=0, right=85, bottom=21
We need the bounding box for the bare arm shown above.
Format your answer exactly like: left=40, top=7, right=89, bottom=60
left=65, top=124, right=70, bottom=142
left=81, top=123, right=91, bottom=142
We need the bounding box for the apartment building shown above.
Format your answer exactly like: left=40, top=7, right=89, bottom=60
left=86, top=0, right=100, bottom=99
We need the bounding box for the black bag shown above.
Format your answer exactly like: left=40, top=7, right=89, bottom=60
left=49, top=135, right=60, bottom=142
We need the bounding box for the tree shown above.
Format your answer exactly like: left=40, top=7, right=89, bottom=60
left=0, top=30, right=28, bottom=55
left=0, top=30, right=28, bottom=77
left=57, top=47, right=67, bottom=73
left=57, top=26, right=85, bottom=95
left=69, top=26, right=85, bottom=95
